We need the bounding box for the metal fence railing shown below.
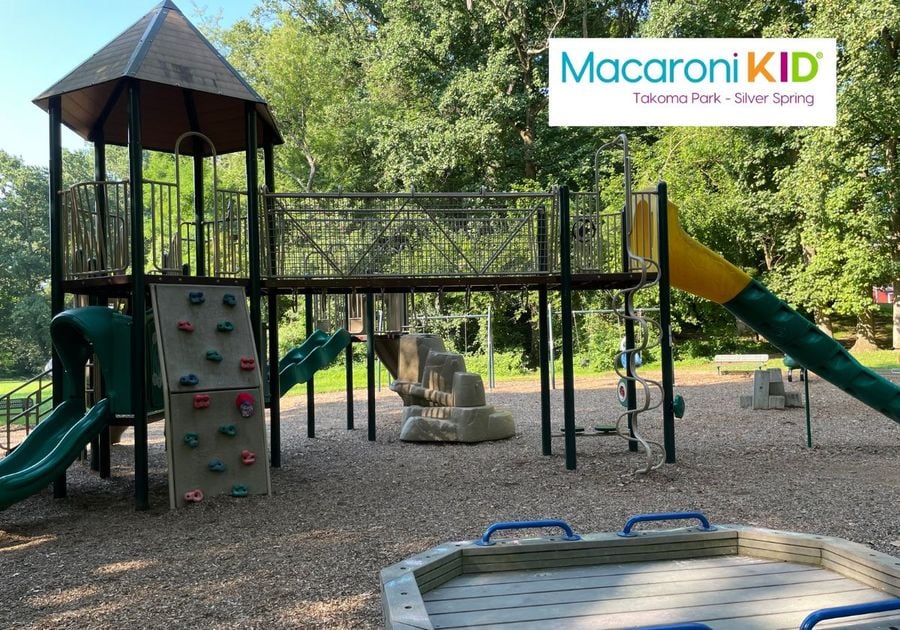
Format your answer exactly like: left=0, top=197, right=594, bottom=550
left=261, top=191, right=561, bottom=279
left=60, top=184, right=659, bottom=282
left=1, top=369, right=53, bottom=452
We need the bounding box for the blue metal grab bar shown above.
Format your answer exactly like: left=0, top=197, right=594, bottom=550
left=618, top=511, right=715, bottom=537
left=475, top=519, right=581, bottom=546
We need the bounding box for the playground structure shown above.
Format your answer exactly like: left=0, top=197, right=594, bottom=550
left=1, top=0, right=897, bottom=512
left=380, top=512, right=900, bottom=628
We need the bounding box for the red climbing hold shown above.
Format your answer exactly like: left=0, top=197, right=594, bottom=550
left=241, top=449, right=257, bottom=465
left=193, top=394, right=211, bottom=409
left=184, top=488, right=204, bottom=503
left=240, top=356, right=256, bottom=371
left=177, top=320, right=194, bottom=332
left=235, top=392, right=255, bottom=417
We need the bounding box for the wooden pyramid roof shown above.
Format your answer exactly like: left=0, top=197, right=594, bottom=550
left=33, top=0, right=282, bottom=156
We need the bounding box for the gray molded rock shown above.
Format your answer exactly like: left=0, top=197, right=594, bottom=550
left=399, top=405, right=515, bottom=443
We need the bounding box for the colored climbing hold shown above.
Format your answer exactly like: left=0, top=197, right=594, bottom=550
left=217, top=320, right=235, bottom=332
left=189, top=291, right=205, bottom=304
left=231, top=484, right=248, bottom=497
left=235, top=392, right=255, bottom=418
left=177, top=320, right=194, bottom=332
left=206, top=349, right=223, bottom=362
left=193, top=394, right=211, bottom=409
left=208, top=458, right=226, bottom=472
left=183, top=432, right=200, bottom=448
left=184, top=488, right=204, bottom=503
left=180, top=373, right=199, bottom=386
left=218, top=424, right=237, bottom=437
left=223, top=293, right=237, bottom=306
left=240, top=356, right=256, bottom=371
left=240, top=449, right=257, bottom=465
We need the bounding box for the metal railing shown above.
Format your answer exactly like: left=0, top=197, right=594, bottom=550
left=261, top=190, right=563, bottom=279
left=62, top=180, right=130, bottom=277
left=60, top=184, right=658, bottom=283
left=1, top=369, right=53, bottom=452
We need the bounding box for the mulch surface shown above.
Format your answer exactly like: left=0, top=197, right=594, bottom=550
left=1, top=370, right=898, bottom=628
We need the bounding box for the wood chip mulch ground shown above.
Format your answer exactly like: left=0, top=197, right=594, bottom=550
left=1, top=370, right=898, bottom=629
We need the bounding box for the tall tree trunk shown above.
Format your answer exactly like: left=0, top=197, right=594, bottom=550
left=893, top=278, right=899, bottom=350
left=851, top=308, right=879, bottom=351
left=814, top=310, right=833, bottom=337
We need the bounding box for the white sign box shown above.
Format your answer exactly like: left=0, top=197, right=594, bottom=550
left=549, top=38, right=836, bottom=127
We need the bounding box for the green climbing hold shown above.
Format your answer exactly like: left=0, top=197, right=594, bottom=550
left=206, top=349, right=223, bottom=362
left=208, top=458, right=226, bottom=472
left=218, top=424, right=237, bottom=437
left=223, top=294, right=237, bottom=306
left=217, top=320, right=234, bottom=332
left=231, top=484, right=249, bottom=497
left=183, top=432, right=199, bottom=448
left=673, top=394, right=686, bottom=419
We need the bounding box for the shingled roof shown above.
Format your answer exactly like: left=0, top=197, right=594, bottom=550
left=33, top=0, right=282, bottom=156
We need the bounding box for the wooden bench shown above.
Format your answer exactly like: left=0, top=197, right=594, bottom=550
left=714, top=354, right=769, bottom=375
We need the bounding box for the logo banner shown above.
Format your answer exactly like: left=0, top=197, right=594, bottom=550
left=549, top=38, right=836, bottom=127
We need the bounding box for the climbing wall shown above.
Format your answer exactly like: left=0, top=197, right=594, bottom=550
left=151, top=285, right=271, bottom=509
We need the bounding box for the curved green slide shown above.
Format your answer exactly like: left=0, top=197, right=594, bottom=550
left=633, top=197, right=900, bottom=424
left=279, top=329, right=352, bottom=397
left=0, top=307, right=131, bottom=509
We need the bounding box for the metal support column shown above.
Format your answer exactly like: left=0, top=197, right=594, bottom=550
left=263, top=136, right=280, bottom=466
left=193, top=152, right=205, bottom=276
left=305, top=292, right=315, bottom=438
left=559, top=186, right=577, bottom=470
left=93, top=137, right=111, bottom=479
left=48, top=96, right=67, bottom=499
left=128, top=81, right=149, bottom=510
left=538, top=287, right=552, bottom=456
left=245, top=103, right=262, bottom=365
left=657, top=182, right=676, bottom=463
left=366, top=291, right=376, bottom=441
left=345, top=295, right=354, bottom=430
left=622, top=200, right=638, bottom=453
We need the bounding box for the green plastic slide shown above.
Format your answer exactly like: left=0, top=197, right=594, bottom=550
left=0, top=306, right=132, bottom=509
left=279, top=329, right=352, bottom=397
left=0, top=400, right=111, bottom=509
left=724, top=280, right=900, bottom=424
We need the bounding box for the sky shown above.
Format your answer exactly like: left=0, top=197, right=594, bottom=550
left=0, top=0, right=260, bottom=166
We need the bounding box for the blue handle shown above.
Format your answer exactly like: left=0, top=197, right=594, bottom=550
left=618, top=511, right=715, bottom=537
left=800, top=599, right=900, bottom=630
left=476, top=519, right=581, bottom=546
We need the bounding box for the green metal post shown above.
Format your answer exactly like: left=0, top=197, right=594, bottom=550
left=366, top=290, right=376, bottom=441
left=345, top=295, right=354, bottom=430
left=193, top=151, right=204, bottom=276
left=245, top=103, right=262, bottom=366
left=263, top=136, right=280, bottom=467
left=657, top=182, right=676, bottom=463
left=622, top=201, right=638, bottom=453
left=128, top=81, right=149, bottom=510
left=305, top=292, right=315, bottom=439
left=559, top=186, right=577, bottom=470
left=48, top=96, right=66, bottom=499
left=804, top=369, right=812, bottom=447
left=539, top=286, right=552, bottom=456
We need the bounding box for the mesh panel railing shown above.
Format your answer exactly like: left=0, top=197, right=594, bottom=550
left=261, top=191, right=560, bottom=279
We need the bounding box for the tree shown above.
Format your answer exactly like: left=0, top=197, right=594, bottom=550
left=0, top=151, right=51, bottom=375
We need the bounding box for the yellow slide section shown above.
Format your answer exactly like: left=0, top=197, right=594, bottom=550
left=631, top=197, right=751, bottom=304
left=630, top=195, right=900, bottom=424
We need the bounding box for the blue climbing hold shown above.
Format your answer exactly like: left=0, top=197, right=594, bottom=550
left=223, top=293, right=237, bottom=306
left=218, top=424, right=237, bottom=437
left=217, top=320, right=234, bottom=333
left=208, top=458, right=226, bottom=472
left=180, top=373, right=199, bottom=386
left=189, top=291, right=205, bottom=304
left=183, top=432, right=199, bottom=448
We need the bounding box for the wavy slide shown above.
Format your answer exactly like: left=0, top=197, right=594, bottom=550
left=0, top=307, right=130, bottom=509
left=279, top=329, right=352, bottom=397
left=0, top=400, right=111, bottom=509
left=634, top=198, right=900, bottom=424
